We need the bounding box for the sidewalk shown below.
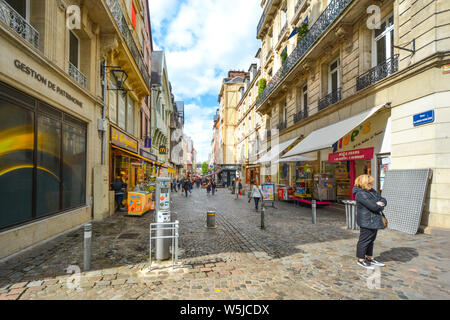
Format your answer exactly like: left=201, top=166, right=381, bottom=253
left=0, top=188, right=449, bottom=300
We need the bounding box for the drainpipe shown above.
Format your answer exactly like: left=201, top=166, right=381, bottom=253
left=101, top=59, right=107, bottom=165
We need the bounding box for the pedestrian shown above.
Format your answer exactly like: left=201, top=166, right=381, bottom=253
left=353, top=174, right=387, bottom=270
left=173, top=178, right=178, bottom=192
left=212, top=179, right=216, bottom=196
left=111, top=175, right=127, bottom=212
left=236, top=178, right=243, bottom=199
left=206, top=179, right=211, bottom=196
left=251, top=183, right=264, bottom=210
left=183, top=178, right=189, bottom=198
left=231, top=178, right=236, bottom=194
left=189, top=179, right=193, bottom=193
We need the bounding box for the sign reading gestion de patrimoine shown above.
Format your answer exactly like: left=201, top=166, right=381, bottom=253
left=14, top=59, right=83, bottom=107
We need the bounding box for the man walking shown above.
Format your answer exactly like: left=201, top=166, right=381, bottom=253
left=212, top=179, right=216, bottom=196
left=111, top=175, right=127, bottom=212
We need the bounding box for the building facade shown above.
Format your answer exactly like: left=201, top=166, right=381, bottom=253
left=254, top=0, right=450, bottom=232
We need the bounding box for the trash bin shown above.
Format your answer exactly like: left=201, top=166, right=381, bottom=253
left=343, top=201, right=359, bottom=230
left=207, top=210, right=216, bottom=228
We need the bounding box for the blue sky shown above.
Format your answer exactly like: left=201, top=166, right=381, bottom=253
left=149, top=0, right=261, bottom=162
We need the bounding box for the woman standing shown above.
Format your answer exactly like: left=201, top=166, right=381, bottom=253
left=251, top=184, right=263, bottom=211
left=206, top=179, right=211, bottom=196
left=353, top=175, right=387, bottom=269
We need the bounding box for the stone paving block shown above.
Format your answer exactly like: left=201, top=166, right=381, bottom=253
left=26, top=281, right=43, bottom=288
left=95, top=281, right=111, bottom=287
left=10, top=282, right=28, bottom=289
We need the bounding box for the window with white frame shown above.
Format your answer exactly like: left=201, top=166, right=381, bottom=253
left=301, top=84, right=308, bottom=114
left=328, top=58, right=340, bottom=94
left=69, top=31, right=80, bottom=69
left=6, top=0, right=29, bottom=20
left=373, top=13, right=394, bottom=67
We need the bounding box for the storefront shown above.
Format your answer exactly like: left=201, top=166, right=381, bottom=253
left=282, top=104, right=391, bottom=202
left=245, top=165, right=261, bottom=185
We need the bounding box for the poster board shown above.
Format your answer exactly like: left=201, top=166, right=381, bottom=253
left=261, top=184, right=276, bottom=208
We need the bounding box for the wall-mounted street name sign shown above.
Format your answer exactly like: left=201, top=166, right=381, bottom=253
left=413, top=110, right=435, bottom=127
left=14, top=59, right=83, bottom=107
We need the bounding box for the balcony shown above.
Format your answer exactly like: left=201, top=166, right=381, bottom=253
left=277, top=121, right=287, bottom=131
left=0, top=0, right=39, bottom=49
left=68, top=62, right=87, bottom=88
left=356, top=55, right=399, bottom=91
left=318, top=88, right=341, bottom=111
left=257, top=0, right=274, bottom=38
left=295, top=0, right=306, bottom=13
left=105, top=0, right=151, bottom=90
left=293, top=109, right=308, bottom=124
left=256, top=0, right=353, bottom=108
left=278, top=22, right=287, bottom=43
left=266, top=47, right=273, bottom=62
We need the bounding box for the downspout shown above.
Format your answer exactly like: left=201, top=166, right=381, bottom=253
left=101, top=59, right=107, bottom=165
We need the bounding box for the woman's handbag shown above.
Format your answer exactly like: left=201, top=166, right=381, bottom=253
left=381, top=212, right=388, bottom=228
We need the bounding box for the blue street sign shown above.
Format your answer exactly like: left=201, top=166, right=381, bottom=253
left=413, top=110, right=435, bottom=126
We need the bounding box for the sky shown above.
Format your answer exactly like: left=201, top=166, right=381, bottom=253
left=149, top=0, right=262, bottom=163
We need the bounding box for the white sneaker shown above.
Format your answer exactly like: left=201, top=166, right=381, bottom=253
left=368, top=258, right=385, bottom=267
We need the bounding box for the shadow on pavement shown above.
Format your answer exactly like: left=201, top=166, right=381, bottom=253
left=375, top=247, right=419, bottom=263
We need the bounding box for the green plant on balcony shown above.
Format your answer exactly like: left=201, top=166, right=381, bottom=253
left=281, top=48, right=288, bottom=65
left=257, top=78, right=267, bottom=101
left=296, top=22, right=309, bottom=45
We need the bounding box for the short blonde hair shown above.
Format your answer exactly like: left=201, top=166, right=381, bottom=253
left=354, top=175, right=374, bottom=190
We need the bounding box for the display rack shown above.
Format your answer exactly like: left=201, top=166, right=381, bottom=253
left=335, top=163, right=351, bottom=201
left=294, top=165, right=314, bottom=198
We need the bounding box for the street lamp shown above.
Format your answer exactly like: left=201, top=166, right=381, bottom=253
left=101, top=65, right=129, bottom=92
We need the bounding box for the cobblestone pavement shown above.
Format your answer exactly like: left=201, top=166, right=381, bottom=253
left=0, top=188, right=449, bottom=300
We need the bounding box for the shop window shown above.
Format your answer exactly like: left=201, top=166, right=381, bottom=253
left=0, top=99, right=34, bottom=229
left=373, top=13, right=394, bottom=67
left=62, top=122, right=86, bottom=210
left=36, top=114, right=61, bottom=217
left=69, top=31, right=80, bottom=69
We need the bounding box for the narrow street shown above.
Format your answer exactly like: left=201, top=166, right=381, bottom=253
left=0, top=187, right=448, bottom=300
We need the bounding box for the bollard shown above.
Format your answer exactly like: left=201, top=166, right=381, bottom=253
left=312, top=200, right=317, bottom=224
left=207, top=210, right=216, bottom=228
left=83, top=223, right=92, bottom=271
left=260, top=205, right=265, bottom=229
left=175, top=221, right=179, bottom=264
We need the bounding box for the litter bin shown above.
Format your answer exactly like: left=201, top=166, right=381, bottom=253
left=343, top=201, right=359, bottom=230
left=207, top=210, right=216, bottom=228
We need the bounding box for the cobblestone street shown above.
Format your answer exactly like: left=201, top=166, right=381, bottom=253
left=0, top=187, right=449, bottom=300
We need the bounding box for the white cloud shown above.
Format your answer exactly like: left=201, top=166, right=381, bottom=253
left=150, top=0, right=261, bottom=98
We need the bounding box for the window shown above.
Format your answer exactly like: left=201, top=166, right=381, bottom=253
left=6, top=0, right=29, bottom=20
left=127, top=95, right=134, bottom=135
left=140, top=110, right=143, bottom=139
left=131, top=3, right=137, bottom=29
left=302, top=84, right=308, bottom=114
left=0, top=84, right=87, bottom=230
left=328, top=59, right=340, bottom=93
left=118, top=92, right=126, bottom=130
left=69, top=31, right=80, bottom=69
left=109, top=82, right=117, bottom=124
left=281, top=5, right=287, bottom=29
left=373, top=13, right=394, bottom=67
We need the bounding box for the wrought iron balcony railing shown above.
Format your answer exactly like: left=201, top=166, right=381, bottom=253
left=68, top=62, right=87, bottom=88
left=257, top=0, right=274, bottom=37
left=257, top=0, right=353, bottom=108
left=277, top=121, right=287, bottom=131
left=356, top=55, right=399, bottom=91
left=318, top=88, right=341, bottom=111
left=0, top=0, right=39, bottom=49
left=295, top=0, right=306, bottom=13
left=105, top=0, right=151, bottom=91
left=293, top=109, right=308, bottom=124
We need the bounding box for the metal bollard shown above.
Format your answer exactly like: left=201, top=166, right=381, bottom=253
left=83, top=223, right=92, bottom=271
left=312, top=200, right=317, bottom=224
left=344, top=201, right=350, bottom=229
left=175, top=221, right=179, bottom=264
left=207, top=210, right=216, bottom=228
left=261, top=205, right=265, bottom=229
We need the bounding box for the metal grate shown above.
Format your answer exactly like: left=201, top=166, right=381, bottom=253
left=381, top=169, right=431, bottom=235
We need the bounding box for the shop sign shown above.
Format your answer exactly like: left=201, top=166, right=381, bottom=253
left=140, top=149, right=157, bottom=161
left=159, top=145, right=167, bottom=154
left=14, top=59, right=83, bottom=107
left=328, top=147, right=374, bottom=162
left=413, top=110, right=434, bottom=127
left=111, top=127, right=138, bottom=153
left=442, top=64, right=450, bottom=74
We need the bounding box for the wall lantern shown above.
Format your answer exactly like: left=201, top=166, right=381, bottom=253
left=101, top=65, right=129, bottom=92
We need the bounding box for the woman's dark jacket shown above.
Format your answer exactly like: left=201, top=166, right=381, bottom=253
left=353, top=187, right=387, bottom=230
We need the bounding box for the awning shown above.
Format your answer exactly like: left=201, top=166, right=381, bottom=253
left=275, top=155, right=315, bottom=163
left=257, top=137, right=299, bottom=163
left=283, top=104, right=387, bottom=158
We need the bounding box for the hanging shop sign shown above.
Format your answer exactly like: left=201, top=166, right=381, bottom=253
left=328, top=147, right=374, bottom=162
left=111, top=127, right=138, bottom=153
left=159, top=145, right=167, bottom=154
left=14, top=59, right=83, bottom=107
left=413, top=110, right=434, bottom=127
